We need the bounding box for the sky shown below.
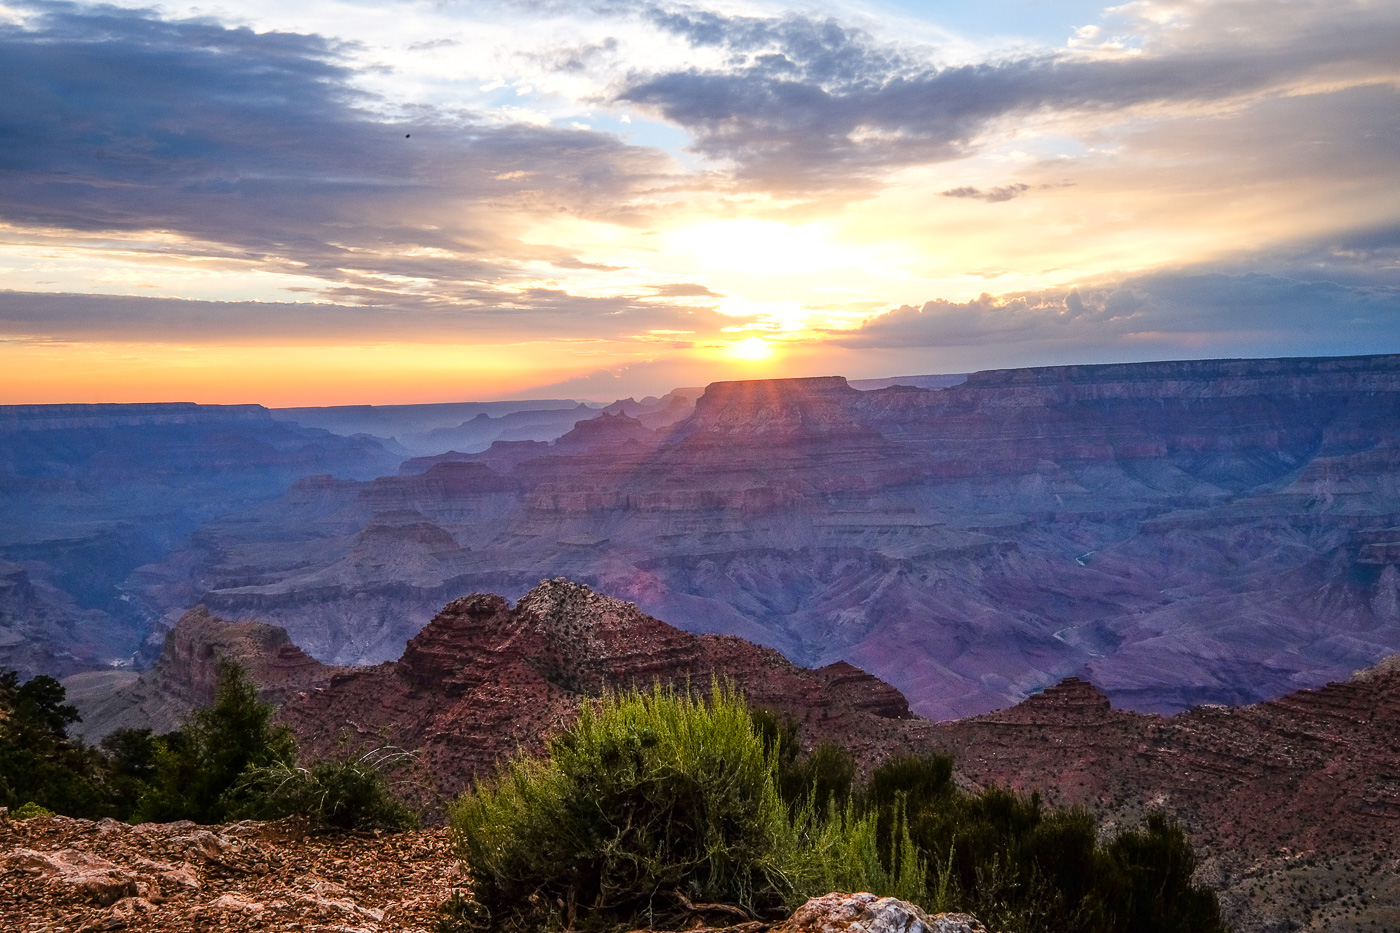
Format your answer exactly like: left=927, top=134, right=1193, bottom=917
left=1, top=0, right=1397, bottom=405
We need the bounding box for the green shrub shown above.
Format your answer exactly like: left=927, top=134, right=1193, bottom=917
left=803, top=798, right=927, bottom=907
left=446, top=683, right=917, bottom=933
left=443, top=683, right=1225, bottom=933
left=135, top=661, right=298, bottom=824
left=0, top=669, right=110, bottom=818
left=780, top=742, right=857, bottom=815
left=232, top=748, right=420, bottom=831
left=11, top=801, right=56, bottom=819
left=1092, top=812, right=1226, bottom=933
left=2, top=662, right=422, bottom=830
left=862, top=754, right=1227, bottom=933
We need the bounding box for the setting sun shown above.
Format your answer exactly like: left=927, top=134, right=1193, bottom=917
left=728, top=336, right=774, bottom=361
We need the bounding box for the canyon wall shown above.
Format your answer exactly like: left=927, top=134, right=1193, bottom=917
left=122, top=354, right=1400, bottom=719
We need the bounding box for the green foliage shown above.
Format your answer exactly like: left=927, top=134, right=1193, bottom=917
left=446, top=684, right=919, bottom=933
left=135, top=661, right=297, bottom=824
left=1092, top=812, right=1226, bottom=933
left=232, top=748, right=420, bottom=830
left=98, top=728, right=159, bottom=818
left=861, top=754, right=1227, bottom=933
left=0, top=669, right=110, bottom=817
left=0, top=662, right=420, bottom=830
left=447, top=691, right=1225, bottom=933
left=781, top=742, right=857, bottom=815
left=802, top=798, right=927, bottom=907
left=11, top=801, right=56, bottom=819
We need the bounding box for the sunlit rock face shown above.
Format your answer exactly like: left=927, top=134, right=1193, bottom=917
left=22, top=354, right=1400, bottom=720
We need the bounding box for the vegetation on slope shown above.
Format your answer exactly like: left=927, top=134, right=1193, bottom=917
left=446, top=684, right=1227, bottom=933
left=0, top=663, right=416, bottom=831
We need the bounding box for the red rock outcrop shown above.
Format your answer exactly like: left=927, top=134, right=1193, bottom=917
left=278, top=579, right=912, bottom=799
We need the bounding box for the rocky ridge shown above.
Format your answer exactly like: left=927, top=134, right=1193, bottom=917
left=918, top=667, right=1400, bottom=932
left=275, top=578, right=912, bottom=801
left=73, top=606, right=346, bottom=741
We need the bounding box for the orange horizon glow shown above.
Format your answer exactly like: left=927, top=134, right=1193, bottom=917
left=0, top=336, right=825, bottom=406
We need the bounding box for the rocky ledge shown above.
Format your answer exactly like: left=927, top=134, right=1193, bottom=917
left=0, top=811, right=458, bottom=932
left=2, top=814, right=989, bottom=933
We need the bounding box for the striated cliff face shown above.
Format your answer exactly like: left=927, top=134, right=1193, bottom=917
left=278, top=579, right=911, bottom=799
left=123, top=354, right=1400, bottom=720
left=12, top=354, right=1400, bottom=724
left=0, top=402, right=402, bottom=679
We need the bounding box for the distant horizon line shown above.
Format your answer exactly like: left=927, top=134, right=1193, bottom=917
left=5, top=349, right=1400, bottom=411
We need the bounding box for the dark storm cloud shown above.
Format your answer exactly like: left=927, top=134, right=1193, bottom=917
left=0, top=1, right=671, bottom=302
left=838, top=271, right=1400, bottom=358
left=618, top=2, right=1400, bottom=193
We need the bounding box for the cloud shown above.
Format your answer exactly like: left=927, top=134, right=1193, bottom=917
left=941, top=184, right=1029, bottom=203
left=0, top=288, right=745, bottom=343
left=617, top=0, right=1400, bottom=194
left=647, top=282, right=722, bottom=297
left=836, top=269, right=1400, bottom=362
left=0, top=0, right=678, bottom=319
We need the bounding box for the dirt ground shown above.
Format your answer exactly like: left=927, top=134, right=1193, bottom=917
left=1, top=813, right=461, bottom=932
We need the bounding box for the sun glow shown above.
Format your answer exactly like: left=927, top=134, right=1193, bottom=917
left=666, top=219, right=853, bottom=277
left=728, top=336, right=774, bottom=361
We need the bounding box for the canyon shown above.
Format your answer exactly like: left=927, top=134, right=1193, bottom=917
left=74, top=352, right=1400, bottom=720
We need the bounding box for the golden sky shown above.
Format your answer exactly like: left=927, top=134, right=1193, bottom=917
left=1, top=0, right=1397, bottom=404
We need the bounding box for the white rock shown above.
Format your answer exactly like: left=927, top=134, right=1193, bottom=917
left=776, top=893, right=986, bottom=933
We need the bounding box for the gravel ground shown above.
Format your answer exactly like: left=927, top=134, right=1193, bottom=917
left=1, top=813, right=461, bottom=932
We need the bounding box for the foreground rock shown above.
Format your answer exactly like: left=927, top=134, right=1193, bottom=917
left=4, top=815, right=992, bottom=933
left=1, top=813, right=457, bottom=932
left=774, top=893, right=986, bottom=933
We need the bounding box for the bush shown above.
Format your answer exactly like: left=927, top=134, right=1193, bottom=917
left=446, top=683, right=917, bottom=933
left=447, top=689, right=1226, bottom=933
left=0, top=662, right=421, bottom=830
left=11, top=801, right=56, bottom=819
left=862, top=754, right=1227, bottom=933
left=135, top=661, right=297, bottom=824
left=232, top=748, right=420, bottom=831
left=0, top=669, right=109, bottom=818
